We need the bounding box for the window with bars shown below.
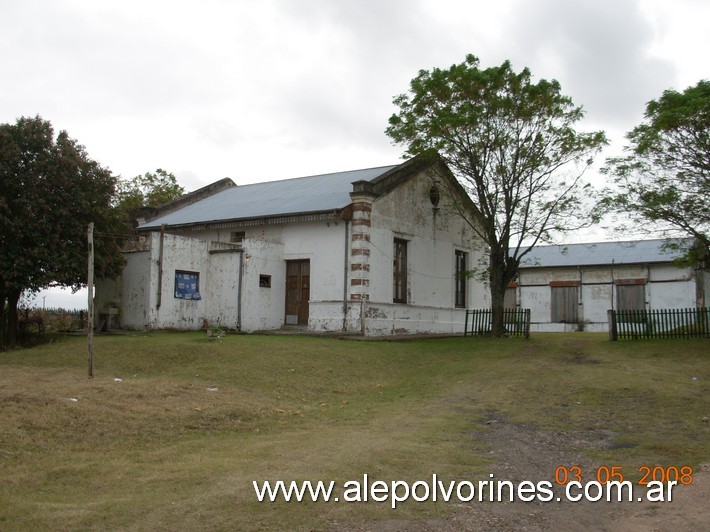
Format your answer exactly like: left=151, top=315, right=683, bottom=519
left=393, top=238, right=408, bottom=303
left=230, top=231, right=245, bottom=244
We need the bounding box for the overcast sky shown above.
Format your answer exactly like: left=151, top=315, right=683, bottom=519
left=2, top=0, right=708, bottom=309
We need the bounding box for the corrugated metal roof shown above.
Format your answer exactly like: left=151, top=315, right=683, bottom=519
left=139, top=165, right=398, bottom=229
left=519, top=239, right=690, bottom=268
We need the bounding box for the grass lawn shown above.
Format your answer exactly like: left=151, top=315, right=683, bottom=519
left=0, top=332, right=707, bottom=530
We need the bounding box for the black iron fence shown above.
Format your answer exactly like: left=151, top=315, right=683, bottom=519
left=608, top=308, right=710, bottom=340
left=464, top=308, right=531, bottom=338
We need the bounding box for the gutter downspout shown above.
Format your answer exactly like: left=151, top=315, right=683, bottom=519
left=578, top=265, right=584, bottom=329
left=646, top=262, right=651, bottom=310
left=237, top=249, right=244, bottom=331
left=157, top=226, right=165, bottom=311
left=610, top=258, right=615, bottom=310
left=342, top=220, right=349, bottom=331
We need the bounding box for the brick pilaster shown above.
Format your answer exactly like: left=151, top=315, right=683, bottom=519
left=349, top=182, right=377, bottom=301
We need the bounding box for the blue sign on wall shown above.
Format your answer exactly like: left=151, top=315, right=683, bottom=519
left=175, top=271, right=201, bottom=300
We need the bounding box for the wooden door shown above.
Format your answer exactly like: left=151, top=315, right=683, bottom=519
left=285, top=260, right=310, bottom=325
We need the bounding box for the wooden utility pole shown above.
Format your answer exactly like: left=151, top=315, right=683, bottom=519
left=87, top=222, right=94, bottom=378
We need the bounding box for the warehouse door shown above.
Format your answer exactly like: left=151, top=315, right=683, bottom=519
left=285, top=260, right=310, bottom=325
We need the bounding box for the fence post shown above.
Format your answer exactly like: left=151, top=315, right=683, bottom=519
left=607, top=309, right=617, bottom=341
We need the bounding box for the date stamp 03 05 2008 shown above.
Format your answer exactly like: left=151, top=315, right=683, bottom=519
left=553, top=465, right=695, bottom=486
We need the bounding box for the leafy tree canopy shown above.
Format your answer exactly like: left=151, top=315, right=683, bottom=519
left=0, top=116, right=124, bottom=347
left=386, top=55, right=607, bottom=335
left=602, top=80, right=710, bottom=266
left=116, top=168, right=185, bottom=213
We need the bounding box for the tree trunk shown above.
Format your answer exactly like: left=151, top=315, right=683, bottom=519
left=489, top=252, right=508, bottom=337
left=0, top=278, right=6, bottom=348
left=5, top=289, right=20, bottom=348
left=0, top=296, right=5, bottom=349
left=489, top=279, right=507, bottom=337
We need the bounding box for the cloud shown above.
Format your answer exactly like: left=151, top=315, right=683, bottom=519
left=506, top=0, right=675, bottom=129
left=1, top=0, right=705, bottom=191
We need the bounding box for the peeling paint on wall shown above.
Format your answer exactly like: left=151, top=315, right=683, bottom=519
left=96, top=167, right=491, bottom=336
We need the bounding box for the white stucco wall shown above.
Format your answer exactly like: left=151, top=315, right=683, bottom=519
left=360, top=301, right=470, bottom=336
left=120, top=248, right=154, bottom=328
left=176, top=220, right=349, bottom=332
left=96, top=233, right=244, bottom=331
left=282, top=221, right=349, bottom=306
left=368, top=171, right=487, bottom=312
left=100, top=169, right=490, bottom=336
left=517, top=262, right=699, bottom=333
left=239, top=238, right=285, bottom=332
left=310, top=300, right=470, bottom=336
left=94, top=238, right=154, bottom=330
left=646, top=264, right=697, bottom=309
left=203, top=250, right=240, bottom=329
left=155, top=233, right=209, bottom=329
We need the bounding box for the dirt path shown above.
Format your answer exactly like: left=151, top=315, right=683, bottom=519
left=445, top=417, right=709, bottom=531
left=354, top=416, right=708, bottom=531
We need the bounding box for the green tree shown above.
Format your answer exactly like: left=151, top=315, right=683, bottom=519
left=115, top=168, right=185, bottom=222
left=386, top=55, right=606, bottom=336
left=0, top=116, right=124, bottom=348
left=602, top=80, right=709, bottom=266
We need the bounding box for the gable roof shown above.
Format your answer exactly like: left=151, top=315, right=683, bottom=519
left=138, top=165, right=398, bottom=230
left=519, top=239, right=691, bottom=268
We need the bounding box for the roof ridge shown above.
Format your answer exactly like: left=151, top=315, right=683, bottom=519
left=531, top=237, right=693, bottom=248
left=232, top=163, right=399, bottom=188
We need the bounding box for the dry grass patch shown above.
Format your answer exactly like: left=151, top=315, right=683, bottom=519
left=0, top=332, right=708, bottom=530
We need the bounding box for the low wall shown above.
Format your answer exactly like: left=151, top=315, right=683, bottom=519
left=309, top=300, right=467, bottom=336
left=528, top=322, right=608, bottom=333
